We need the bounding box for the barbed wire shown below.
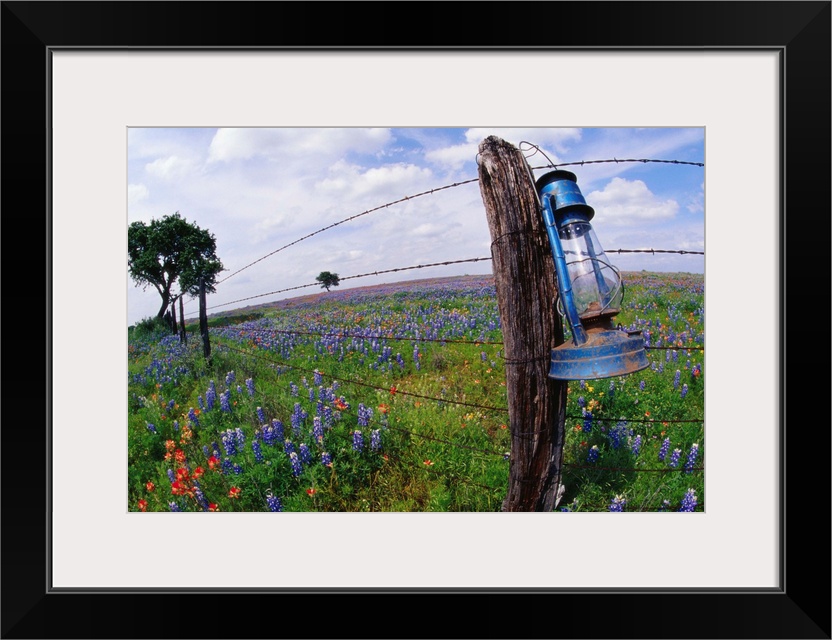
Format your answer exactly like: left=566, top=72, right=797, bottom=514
left=185, top=249, right=702, bottom=317
left=200, top=157, right=702, bottom=293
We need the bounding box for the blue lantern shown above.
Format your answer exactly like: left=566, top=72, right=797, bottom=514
left=536, top=170, right=649, bottom=380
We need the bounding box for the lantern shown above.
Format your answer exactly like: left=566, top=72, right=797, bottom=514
left=536, top=170, right=649, bottom=380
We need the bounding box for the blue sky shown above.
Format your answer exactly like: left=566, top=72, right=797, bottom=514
left=127, top=127, right=704, bottom=326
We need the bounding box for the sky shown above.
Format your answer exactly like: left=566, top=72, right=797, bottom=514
left=127, top=127, right=705, bottom=327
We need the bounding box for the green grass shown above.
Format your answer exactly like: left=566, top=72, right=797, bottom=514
left=128, top=272, right=704, bottom=513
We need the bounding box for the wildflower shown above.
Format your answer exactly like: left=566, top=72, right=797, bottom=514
left=299, top=443, right=312, bottom=465
left=208, top=503, right=220, bottom=512
left=252, top=440, right=263, bottom=463
left=313, top=369, right=323, bottom=386
left=639, top=380, right=646, bottom=392
left=630, top=434, right=642, bottom=456
left=658, top=437, right=671, bottom=462
left=577, top=396, right=586, bottom=408
left=370, top=429, right=382, bottom=451
left=679, top=488, right=698, bottom=512
left=312, top=416, right=324, bottom=443
left=175, top=467, right=189, bottom=482
left=192, top=467, right=204, bottom=479
left=357, top=403, right=373, bottom=427
left=582, top=410, right=593, bottom=433
left=289, top=451, right=302, bottom=477
left=245, top=378, right=255, bottom=396
left=266, top=493, right=283, bottom=512
left=207, top=455, right=221, bottom=471
left=168, top=502, right=182, bottom=512
left=680, top=383, right=689, bottom=399
left=187, top=407, right=199, bottom=427
left=166, top=469, right=176, bottom=483
left=423, top=459, right=434, bottom=466
left=226, top=487, right=240, bottom=499
left=171, top=481, right=187, bottom=496
left=256, top=406, right=266, bottom=424
left=684, top=443, right=700, bottom=473
left=225, top=370, right=235, bottom=386
left=673, top=370, right=681, bottom=389
left=658, top=499, right=672, bottom=512
left=306, top=488, right=317, bottom=496
left=609, top=495, right=626, bottom=512
left=669, top=448, right=682, bottom=468
left=146, top=423, right=157, bottom=434
left=390, top=385, right=397, bottom=396
left=138, top=499, right=148, bottom=512
left=587, top=445, right=599, bottom=463
left=352, top=430, right=364, bottom=452
left=165, top=439, right=176, bottom=452
left=321, top=452, right=333, bottom=467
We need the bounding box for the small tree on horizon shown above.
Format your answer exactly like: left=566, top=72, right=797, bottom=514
left=316, top=271, right=340, bottom=292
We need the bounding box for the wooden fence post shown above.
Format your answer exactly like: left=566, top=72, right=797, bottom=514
left=199, top=277, right=211, bottom=362
left=170, top=295, right=178, bottom=335
left=179, top=295, right=187, bottom=345
left=478, top=135, right=567, bottom=512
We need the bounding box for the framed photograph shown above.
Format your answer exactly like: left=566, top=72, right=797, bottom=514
left=3, top=1, right=829, bottom=638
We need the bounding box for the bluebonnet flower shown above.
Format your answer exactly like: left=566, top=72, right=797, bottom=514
left=203, top=445, right=210, bottom=458
left=194, top=483, right=209, bottom=510
left=370, top=429, right=382, bottom=451
left=252, top=439, right=263, bottom=463
left=587, top=445, right=600, bottom=463
left=270, top=419, right=284, bottom=444
left=168, top=502, right=182, bottom=512
left=237, top=385, right=243, bottom=395
left=577, top=396, right=586, bottom=409
left=290, top=382, right=299, bottom=397
left=673, top=370, right=681, bottom=389
left=322, top=406, right=333, bottom=430
left=234, top=427, right=245, bottom=448
left=608, top=380, right=615, bottom=397
left=206, top=383, right=216, bottom=410
left=256, top=406, right=267, bottom=424
left=220, top=390, right=231, bottom=413
left=658, top=437, right=671, bottom=461
left=684, top=443, right=699, bottom=473
left=310, top=417, right=323, bottom=444
left=321, top=452, right=333, bottom=467
left=608, top=421, right=629, bottom=449
left=225, top=370, right=235, bottom=386
left=313, top=369, right=323, bottom=386
left=308, top=388, right=315, bottom=402
left=188, top=407, right=200, bottom=427
left=146, top=423, right=157, bottom=434
left=608, top=495, right=626, bottom=512
left=245, top=378, right=255, bottom=396
left=222, top=458, right=234, bottom=474
left=299, top=443, right=312, bottom=465
left=198, top=395, right=205, bottom=410
left=658, top=499, right=672, bottom=512
left=233, top=464, right=243, bottom=474
left=678, top=488, right=698, bottom=512
left=639, top=380, right=646, bottom=392
left=357, top=403, right=373, bottom=427
left=579, top=380, right=586, bottom=390
left=221, top=429, right=238, bottom=457
left=630, top=434, right=642, bottom=456
left=669, top=448, right=682, bottom=468
left=266, top=493, right=283, bottom=512
left=289, top=451, right=302, bottom=477
left=283, top=440, right=295, bottom=455
left=680, top=383, right=689, bottom=399
left=353, top=430, right=364, bottom=452
left=167, top=468, right=176, bottom=483
left=168, top=398, right=176, bottom=412
left=582, top=410, right=593, bottom=433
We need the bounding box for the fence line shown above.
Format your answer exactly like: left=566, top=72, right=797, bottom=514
left=184, top=248, right=703, bottom=317
left=212, top=157, right=703, bottom=287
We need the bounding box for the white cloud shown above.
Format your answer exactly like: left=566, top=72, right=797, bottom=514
left=145, top=155, right=196, bottom=180
left=127, top=183, right=149, bottom=205
left=586, top=177, right=678, bottom=223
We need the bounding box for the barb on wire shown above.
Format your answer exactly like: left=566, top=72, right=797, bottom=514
left=215, top=179, right=480, bottom=286
left=187, top=257, right=493, bottom=315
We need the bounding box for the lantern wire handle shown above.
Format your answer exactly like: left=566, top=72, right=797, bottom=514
left=564, top=257, right=625, bottom=315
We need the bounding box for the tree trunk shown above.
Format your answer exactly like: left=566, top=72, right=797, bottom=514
left=179, top=295, right=187, bottom=344
left=477, top=135, right=567, bottom=512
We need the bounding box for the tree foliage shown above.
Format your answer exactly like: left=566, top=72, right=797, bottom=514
left=316, top=271, right=340, bottom=291
left=128, top=212, right=224, bottom=319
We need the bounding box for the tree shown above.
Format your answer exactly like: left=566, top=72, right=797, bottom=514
left=316, top=271, right=340, bottom=291
left=128, top=212, right=224, bottom=322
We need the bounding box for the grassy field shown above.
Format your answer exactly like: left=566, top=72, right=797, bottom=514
left=127, top=271, right=704, bottom=513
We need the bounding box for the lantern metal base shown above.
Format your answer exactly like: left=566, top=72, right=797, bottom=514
left=548, top=330, right=649, bottom=381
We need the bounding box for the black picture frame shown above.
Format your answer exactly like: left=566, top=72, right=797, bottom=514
left=2, top=2, right=829, bottom=638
